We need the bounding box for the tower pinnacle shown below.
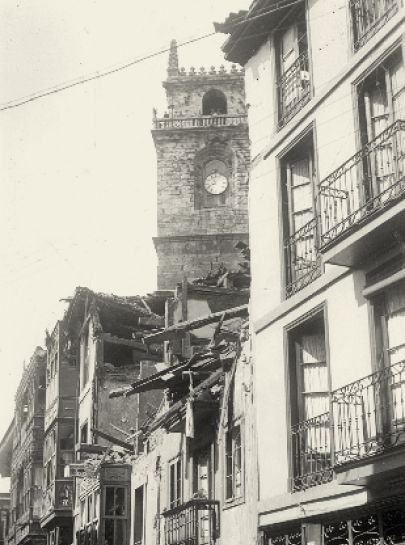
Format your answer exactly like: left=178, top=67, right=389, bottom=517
left=167, top=39, right=179, bottom=77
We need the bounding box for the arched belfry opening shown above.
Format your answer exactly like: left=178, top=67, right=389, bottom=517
left=202, top=89, right=227, bottom=115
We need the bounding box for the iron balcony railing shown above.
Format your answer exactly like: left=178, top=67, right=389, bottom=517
left=318, top=120, right=405, bottom=247
left=291, top=412, right=333, bottom=491
left=332, top=360, right=405, bottom=465
left=350, top=0, right=399, bottom=51
left=284, top=217, right=321, bottom=298
left=153, top=114, right=247, bottom=130
left=163, top=499, right=219, bottom=545
left=277, top=51, right=311, bottom=129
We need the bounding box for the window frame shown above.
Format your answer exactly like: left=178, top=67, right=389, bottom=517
left=284, top=303, right=332, bottom=491
left=223, top=418, right=244, bottom=506
left=168, top=456, right=183, bottom=510
left=102, top=484, right=128, bottom=545
left=275, top=6, right=311, bottom=129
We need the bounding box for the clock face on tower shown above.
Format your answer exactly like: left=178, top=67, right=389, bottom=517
left=204, top=171, right=228, bottom=194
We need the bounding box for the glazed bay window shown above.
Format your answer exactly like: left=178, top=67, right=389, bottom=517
left=225, top=423, right=242, bottom=502
left=350, top=0, right=400, bottom=52
left=103, top=486, right=127, bottom=545
left=282, top=132, right=320, bottom=297
left=277, top=11, right=311, bottom=129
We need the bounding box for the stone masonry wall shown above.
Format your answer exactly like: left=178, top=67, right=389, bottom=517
left=153, top=125, right=249, bottom=237
left=155, top=233, right=249, bottom=290
left=162, top=71, right=246, bottom=117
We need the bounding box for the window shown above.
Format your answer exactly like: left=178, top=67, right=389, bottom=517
left=133, top=486, right=144, bottom=545
left=82, top=328, right=90, bottom=388
left=59, top=424, right=74, bottom=477
left=193, top=448, right=212, bottom=499
left=168, top=457, right=182, bottom=509
left=265, top=528, right=302, bottom=545
left=202, top=89, right=227, bottom=115
left=103, top=486, right=127, bottom=545
left=276, top=9, right=310, bottom=128
left=81, top=422, right=89, bottom=444
left=324, top=507, right=405, bottom=545
left=281, top=133, right=320, bottom=297
left=351, top=0, right=399, bottom=52
left=287, top=310, right=331, bottom=491
left=225, top=423, right=242, bottom=502
left=371, top=280, right=405, bottom=439
left=357, top=49, right=405, bottom=201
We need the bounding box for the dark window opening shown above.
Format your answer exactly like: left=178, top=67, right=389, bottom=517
left=202, top=89, right=227, bottom=115
left=82, top=329, right=90, bottom=388
left=134, top=486, right=144, bottom=545
left=21, top=392, right=29, bottom=424
left=104, top=342, right=141, bottom=373
left=81, top=423, right=89, bottom=444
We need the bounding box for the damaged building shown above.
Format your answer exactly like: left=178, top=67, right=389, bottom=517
left=0, top=31, right=253, bottom=545
left=107, top=303, right=256, bottom=545
left=7, top=348, right=47, bottom=545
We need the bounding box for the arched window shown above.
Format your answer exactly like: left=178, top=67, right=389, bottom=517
left=202, top=89, right=227, bottom=115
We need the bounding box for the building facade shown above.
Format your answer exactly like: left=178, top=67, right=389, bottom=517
left=152, top=40, right=250, bottom=290
left=7, top=348, right=47, bottom=545
left=109, top=305, right=256, bottom=545
left=41, top=321, right=79, bottom=545
left=219, top=1, right=405, bottom=545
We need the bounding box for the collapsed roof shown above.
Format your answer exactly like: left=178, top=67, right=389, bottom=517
left=62, top=286, right=167, bottom=340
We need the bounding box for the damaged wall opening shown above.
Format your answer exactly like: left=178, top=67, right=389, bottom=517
left=103, top=342, right=141, bottom=374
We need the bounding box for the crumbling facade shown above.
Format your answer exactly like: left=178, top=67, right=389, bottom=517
left=7, top=348, right=47, bottom=545
left=152, top=40, right=250, bottom=290
left=41, top=321, right=79, bottom=545
left=110, top=304, right=256, bottom=545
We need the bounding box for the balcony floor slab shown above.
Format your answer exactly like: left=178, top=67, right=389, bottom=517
left=321, top=198, right=405, bottom=268
left=336, top=444, right=405, bottom=488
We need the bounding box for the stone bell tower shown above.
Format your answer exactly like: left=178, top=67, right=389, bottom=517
left=152, top=40, right=250, bottom=290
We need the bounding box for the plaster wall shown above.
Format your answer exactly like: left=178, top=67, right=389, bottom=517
left=308, top=0, right=350, bottom=93
left=255, top=271, right=373, bottom=501
left=249, top=154, right=282, bottom=322
left=245, top=39, right=276, bottom=160
left=246, top=11, right=403, bottom=321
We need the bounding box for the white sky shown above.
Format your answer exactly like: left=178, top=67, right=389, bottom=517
left=0, top=0, right=252, bottom=446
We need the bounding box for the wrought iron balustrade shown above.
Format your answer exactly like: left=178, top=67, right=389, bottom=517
left=153, top=114, right=247, bottom=130
left=278, top=51, right=311, bottom=129
left=163, top=499, right=219, bottom=545
left=350, top=0, right=399, bottom=51
left=332, top=360, right=405, bottom=465
left=291, top=412, right=332, bottom=491
left=284, top=217, right=321, bottom=297
left=317, top=120, right=405, bottom=247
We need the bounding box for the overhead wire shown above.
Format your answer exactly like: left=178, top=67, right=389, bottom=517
left=0, top=1, right=345, bottom=113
